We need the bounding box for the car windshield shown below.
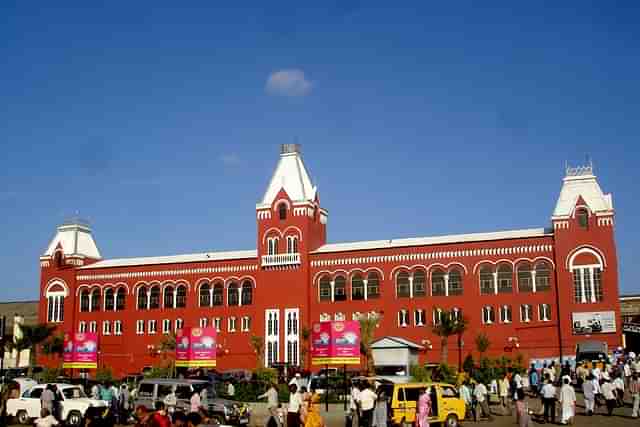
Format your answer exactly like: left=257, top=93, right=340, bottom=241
left=62, top=387, right=87, bottom=399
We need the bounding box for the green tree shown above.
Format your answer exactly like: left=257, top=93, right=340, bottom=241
left=475, top=332, right=490, bottom=358
left=250, top=335, right=264, bottom=368
left=432, top=310, right=468, bottom=365
left=359, top=315, right=380, bottom=375
left=12, top=324, right=56, bottom=374
left=462, top=354, right=475, bottom=374
left=158, top=332, right=177, bottom=377
left=42, top=333, right=65, bottom=358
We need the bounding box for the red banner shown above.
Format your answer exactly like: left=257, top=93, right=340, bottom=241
left=311, top=321, right=360, bottom=365
left=62, top=332, right=98, bottom=369
left=175, top=327, right=217, bottom=368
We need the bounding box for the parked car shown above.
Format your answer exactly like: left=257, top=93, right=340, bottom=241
left=385, top=382, right=465, bottom=427
left=134, top=378, right=250, bottom=425
left=6, top=383, right=107, bottom=426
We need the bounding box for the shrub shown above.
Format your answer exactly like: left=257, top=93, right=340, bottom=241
left=410, top=364, right=432, bottom=382
left=95, top=367, right=115, bottom=383
left=38, top=367, right=64, bottom=383
left=462, top=354, right=474, bottom=374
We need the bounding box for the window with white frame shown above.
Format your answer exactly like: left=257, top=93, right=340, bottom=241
left=89, top=321, right=97, bottom=333
left=352, top=312, right=362, bottom=321
left=162, top=319, right=171, bottom=334
left=415, top=309, right=426, bottom=326
left=102, top=320, right=111, bottom=335
left=148, top=319, right=157, bottom=334
left=398, top=310, right=409, bottom=327
left=482, top=306, right=495, bottom=324
left=320, top=313, right=331, bottom=322
left=175, top=318, right=184, bottom=331
left=520, top=304, right=532, bottom=323
left=334, top=312, right=345, bottom=321
left=570, top=248, right=604, bottom=303
left=539, top=304, right=551, bottom=321
left=228, top=316, right=237, bottom=332
left=452, top=307, right=462, bottom=321
left=78, top=321, right=87, bottom=333
left=267, top=237, right=279, bottom=255
left=199, top=317, right=208, bottom=328
left=242, top=316, right=251, bottom=332
left=286, top=236, right=299, bottom=253
left=46, top=291, right=65, bottom=323
left=114, top=320, right=122, bottom=336
left=433, top=308, right=443, bottom=326
left=213, top=317, right=222, bottom=332
left=136, top=320, right=144, bottom=335
left=499, top=305, right=512, bottom=323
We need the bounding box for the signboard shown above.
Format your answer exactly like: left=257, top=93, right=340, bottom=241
left=175, top=327, right=217, bottom=368
left=311, top=320, right=360, bottom=365
left=623, top=323, right=640, bottom=334
left=62, top=332, right=98, bottom=369
left=572, top=311, right=616, bottom=335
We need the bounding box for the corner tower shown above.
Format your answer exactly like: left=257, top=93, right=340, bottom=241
left=551, top=164, right=621, bottom=355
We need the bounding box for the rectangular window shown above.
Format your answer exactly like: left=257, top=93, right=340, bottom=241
left=520, top=304, right=532, bottom=323
left=213, top=317, right=222, bottom=332
left=583, top=268, right=593, bottom=302
left=162, top=319, right=171, bottom=334
left=594, top=268, right=603, bottom=302
left=573, top=270, right=582, bottom=302
left=398, top=310, right=408, bottom=327
left=89, top=321, right=97, bottom=333
left=175, top=318, right=184, bottom=331
left=78, top=321, right=86, bottom=333
left=148, top=319, right=157, bottom=334
left=228, top=317, right=236, bottom=332
left=482, top=307, right=494, bottom=324
left=500, top=306, right=512, bottom=323
left=199, top=317, right=208, bottom=328
left=136, top=320, right=144, bottom=335
left=114, top=320, right=122, bottom=336
left=102, top=321, right=111, bottom=335
left=414, top=309, right=425, bottom=327
left=242, top=316, right=251, bottom=332
left=539, top=304, right=551, bottom=321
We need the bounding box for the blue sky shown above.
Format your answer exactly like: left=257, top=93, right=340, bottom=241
left=1, top=2, right=639, bottom=300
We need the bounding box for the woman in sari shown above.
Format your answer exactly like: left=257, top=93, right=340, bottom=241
left=303, top=394, right=325, bottom=427
left=417, top=388, right=431, bottom=427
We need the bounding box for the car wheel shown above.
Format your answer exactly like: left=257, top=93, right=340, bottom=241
left=67, top=411, right=83, bottom=427
left=444, top=414, right=459, bottom=427
left=17, top=410, right=30, bottom=425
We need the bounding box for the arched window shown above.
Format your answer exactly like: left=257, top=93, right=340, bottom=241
left=267, top=238, right=279, bottom=255
left=334, top=276, right=346, bottom=301
left=535, top=261, right=551, bottom=292
left=413, top=270, right=426, bottom=297
left=433, top=308, right=443, bottom=326
left=319, top=276, right=331, bottom=302
left=497, top=264, right=513, bottom=293
left=228, top=283, right=239, bottom=306
left=80, top=290, right=90, bottom=312
left=46, top=286, right=66, bottom=323
left=396, top=272, right=410, bottom=298
left=482, top=306, right=495, bottom=324
left=104, top=288, right=115, bottom=311
left=241, top=281, right=253, bottom=305
left=500, top=305, right=512, bottom=323
left=286, top=236, right=299, bottom=254
left=517, top=262, right=533, bottom=293
left=449, top=269, right=463, bottom=295
left=149, top=286, right=160, bottom=309
left=137, top=287, right=147, bottom=310
left=571, top=249, right=604, bottom=303
left=431, top=269, right=446, bottom=296
left=367, top=272, right=380, bottom=298
left=351, top=274, right=365, bottom=300
left=213, top=283, right=224, bottom=306
left=199, top=282, right=211, bottom=307
left=479, top=266, right=494, bottom=295
left=90, top=289, right=101, bottom=312
left=115, top=288, right=126, bottom=311
left=164, top=285, right=175, bottom=308
left=175, top=285, right=187, bottom=308
left=278, top=203, right=287, bottom=220
left=577, top=208, right=589, bottom=229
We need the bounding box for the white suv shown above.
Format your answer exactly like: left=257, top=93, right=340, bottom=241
left=7, top=383, right=107, bottom=426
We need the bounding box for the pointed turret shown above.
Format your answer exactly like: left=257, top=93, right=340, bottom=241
left=41, top=218, right=101, bottom=266
left=552, top=163, right=613, bottom=220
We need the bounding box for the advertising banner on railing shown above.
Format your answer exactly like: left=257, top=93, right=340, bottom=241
left=311, top=320, right=360, bottom=365
left=175, top=327, right=217, bottom=367
left=62, top=332, right=98, bottom=369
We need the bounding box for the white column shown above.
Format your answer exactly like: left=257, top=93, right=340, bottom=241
left=408, top=276, right=414, bottom=298
left=363, top=279, right=368, bottom=300
left=330, top=280, right=335, bottom=302
left=209, top=288, right=213, bottom=307
left=147, top=291, right=151, bottom=310
left=531, top=270, right=537, bottom=293
left=589, top=268, right=596, bottom=303
left=580, top=269, right=586, bottom=303
left=493, top=272, right=498, bottom=295
left=444, top=274, right=450, bottom=297
left=173, top=289, right=178, bottom=308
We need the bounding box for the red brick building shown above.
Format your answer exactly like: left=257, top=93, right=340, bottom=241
left=38, top=145, right=622, bottom=377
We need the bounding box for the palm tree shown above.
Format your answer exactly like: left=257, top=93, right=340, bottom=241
left=158, top=332, right=177, bottom=377
left=249, top=335, right=264, bottom=368
left=475, top=332, right=490, bottom=359
left=432, top=310, right=468, bottom=366
left=359, top=315, right=380, bottom=375
left=12, top=324, right=56, bottom=375
left=299, top=327, right=310, bottom=369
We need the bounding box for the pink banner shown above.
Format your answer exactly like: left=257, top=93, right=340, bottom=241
left=311, top=321, right=360, bottom=365
left=63, top=333, right=74, bottom=364
left=176, top=327, right=217, bottom=367
left=63, top=332, right=98, bottom=369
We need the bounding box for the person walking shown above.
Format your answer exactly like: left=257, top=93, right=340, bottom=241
left=529, top=364, right=540, bottom=396
left=601, top=378, right=617, bottom=416
left=349, top=382, right=361, bottom=427
left=40, top=384, right=55, bottom=416
left=613, top=374, right=625, bottom=407
left=286, top=384, right=302, bottom=427
left=416, top=388, right=431, bottom=427
left=558, top=377, right=576, bottom=425
left=541, top=376, right=557, bottom=424
left=582, top=374, right=596, bottom=415
left=371, top=390, right=388, bottom=427
left=259, top=383, right=281, bottom=427
left=630, top=372, right=640, bottom=418
left=357, top=383, right=377, bottom=427
left=190, top=389, right=202, bottom=414
left=499, top=374, right=511, bottom=415
left=473, top=381, right=493, bottom=421
left=458, top=381, right=472, bottom=421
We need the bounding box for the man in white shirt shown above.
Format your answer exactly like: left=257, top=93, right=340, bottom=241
left=258, top=383, right=280, bottom=427
left=357, top=383, right=377, bottom=427
left=473, top=382, right=493, bottom=421
left=541, top=377, right=557, bottom=424
left=287, top=384, right=302, bottom=427
left=349, top=382, right=361, bottom=427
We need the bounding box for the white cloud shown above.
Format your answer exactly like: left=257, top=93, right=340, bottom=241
left=265, top=69, right=313, bottom=97
left=220, top=153, right=242, bottom=167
